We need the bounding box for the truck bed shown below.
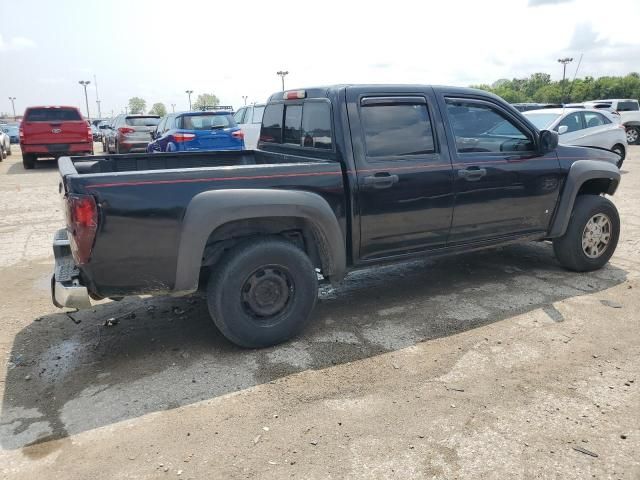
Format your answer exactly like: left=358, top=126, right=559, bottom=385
left=57, top=150, right=348, bottom=297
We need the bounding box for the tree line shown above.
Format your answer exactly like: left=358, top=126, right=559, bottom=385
left=126, top=93, right=220, bottom=116
left=471, top=72, right=640, bottom=104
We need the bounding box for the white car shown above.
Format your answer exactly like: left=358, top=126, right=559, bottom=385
left=585, top=99, right=640, bottom=145
left=0, top=129, right=10, bottom=160
left=233, top=104, right=265, bottom=150
left=524, top=108, right=628, bottom=168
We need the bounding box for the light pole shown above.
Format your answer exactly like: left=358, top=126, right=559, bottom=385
left=171, top=103, right=176, bottom=113
left=78, top=80, right=91, bottom=121
left=185, top=90, right=193, bottom=110
left=558, top=57, right=573, bottom=103
left=8, top=97, right=16, bottom=118
left=277, top=70, right=289, bottom=91
left=242, top=95, right=248, bottom=105
left=94, top=75, right=102, bottom=118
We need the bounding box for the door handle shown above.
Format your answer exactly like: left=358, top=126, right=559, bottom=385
left=458, top=167, right=487, bottom=181
left=362, top=173, right=399, bottom=188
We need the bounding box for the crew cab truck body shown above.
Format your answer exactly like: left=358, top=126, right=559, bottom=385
left=52, top=85, right=621, bottom=348
left=20, top=106, right=93, bottom=169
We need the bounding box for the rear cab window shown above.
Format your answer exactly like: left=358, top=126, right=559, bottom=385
left=178, top=113, right=236, bottom=130
left=260, top=101, right=332, bottom=150
left=25, top=108, right=82, bottom=122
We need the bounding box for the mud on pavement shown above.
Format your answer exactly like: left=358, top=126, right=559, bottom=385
left=0, top=147, right=639, bottom=479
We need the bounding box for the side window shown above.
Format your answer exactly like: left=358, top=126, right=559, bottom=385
left=252, top=106, right=265, bottom=124
left=165, top=116, right=174, bottom=132
left=283, top=105, right=302, bottom=145
left=260, top=103, right=283, bottom=144
left=617, top=101, right=639, bottom=112
left=557, top=112, right=584, bottom=133
left=301, top=102, right=332, bottom=150
left=583, top=112, right=608, bottom=128
left=446, top=100, right=534, bottom=153
left=361, top=101, right=434, bottom=157
left=233, top=108, right=246, bottom=124
left=156, top=117, right=166, bottom=134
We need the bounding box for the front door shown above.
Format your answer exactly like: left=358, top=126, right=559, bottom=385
left=440, top=96, right=563, bottom=244
left=347, top=88, right=455, bottom=261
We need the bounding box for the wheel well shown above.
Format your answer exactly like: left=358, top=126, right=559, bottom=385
left=200, top=216, right=323, bottom=274
left=577, top=178, right=614, bottom=196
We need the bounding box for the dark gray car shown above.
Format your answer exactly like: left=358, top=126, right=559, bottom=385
left=106, top=114, right=160, bottom=153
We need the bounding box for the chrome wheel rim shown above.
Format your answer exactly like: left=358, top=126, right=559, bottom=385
left=626, top=128, right=638, bottom=143
left=582, top=213, right=612, bottom=259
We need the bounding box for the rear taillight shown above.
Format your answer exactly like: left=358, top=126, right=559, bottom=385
left=118, top=127, right=135, bottom=135
left=87, top=125, right=93, bottom=141
left=173, top=133, right=196, bottom=142
left=65, top=194, right=98, bottom=265
left=19, top=127, right=24, bottom=141
left=232, top=130, right=245, bottom=140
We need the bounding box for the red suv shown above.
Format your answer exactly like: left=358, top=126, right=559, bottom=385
left=20, top=106, right=93, bottom=169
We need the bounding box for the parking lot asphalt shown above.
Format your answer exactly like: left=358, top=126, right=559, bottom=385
left=0, top=144, right=638, bottom=479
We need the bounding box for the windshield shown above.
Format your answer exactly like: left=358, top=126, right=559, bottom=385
left=179, top=113, right=236, bottom=130
left=523, top=112, right=561, bottom=130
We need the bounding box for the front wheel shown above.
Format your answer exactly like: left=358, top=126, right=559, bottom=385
left=626, top=126, right=640, bottom=145
left=206, top=238, right=318, bottom=348
left=553, top=195, right=620, bottom=272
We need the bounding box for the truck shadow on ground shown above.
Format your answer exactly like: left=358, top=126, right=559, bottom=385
left=0, top=242, right=627, bottom=451
left=6, top=159, right=58, bottom=175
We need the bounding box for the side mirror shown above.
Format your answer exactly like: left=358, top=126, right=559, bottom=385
left=558, top=125, right=568, bottom=135
left=539, top=129, right=559, bottom=153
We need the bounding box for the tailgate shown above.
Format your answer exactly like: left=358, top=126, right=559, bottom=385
left=191, top=128, right=241, bottom=149
left=22, top=120, right=89, bottom=145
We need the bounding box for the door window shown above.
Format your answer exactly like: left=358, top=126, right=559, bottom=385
left=556, top=112, right=584, bottom=133
left=446, top=100, right=534, bottom=153
left=583, top=112, right=610, bottom=128
left=233, top=108, right=246, bottom=124
left=251, top=106, right=265, bottom=124
left=361, top=102, right=435, bottom=157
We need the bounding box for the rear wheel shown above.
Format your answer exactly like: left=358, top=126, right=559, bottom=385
left=626, top=126, right=640, bottom=145
left=553, top=195, right=620, bottom=272
left=5, top=142, right=11, bottom=156
left=611, top=144, right=626, bottom=168
left=206, top=238, right=318, bottom=348
left=22, top=153, right=36, bottom=169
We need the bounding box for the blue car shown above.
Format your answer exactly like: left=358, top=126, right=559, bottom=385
left=147, top=111, right=244, bottom=152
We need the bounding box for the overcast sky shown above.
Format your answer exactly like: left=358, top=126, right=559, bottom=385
left=1, top=0, right=639, bottom=118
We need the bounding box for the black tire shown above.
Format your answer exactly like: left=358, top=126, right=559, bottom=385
left=626, top=126, right=640, bottom=145
left=553, top=195, right=620, bottom=272
left=22, top=153, right=36, bottom=169
left=5, top=143, right=11, bottom=156
left=206, top=238, right=318, bottom=348
left=611, top=144, right=625, bottom=168
left=0, top=146, right=6, bottom=160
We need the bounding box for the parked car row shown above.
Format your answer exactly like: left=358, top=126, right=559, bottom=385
left=522, top=108, right=628, bottom=167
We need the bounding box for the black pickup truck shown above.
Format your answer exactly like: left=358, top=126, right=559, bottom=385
left=52, top=85, right=622, bottom=347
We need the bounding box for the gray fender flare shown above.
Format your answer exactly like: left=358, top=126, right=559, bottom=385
left=173, top=189, right=347, bottom=294
left=548, top=160, right=620, bottom=238
left=623, top=121, right=640, bottom=128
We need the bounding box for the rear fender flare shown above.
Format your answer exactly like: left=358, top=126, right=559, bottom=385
left=548, top=160, right=620, bottom=238
left=173, top=189, right=346, bottom=293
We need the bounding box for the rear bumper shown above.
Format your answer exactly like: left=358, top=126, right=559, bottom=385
left=51, top=229, right=91, bottom=309
left=118, top=141, right=149, bottom=153
left=21, top=142, right=92, bottom=155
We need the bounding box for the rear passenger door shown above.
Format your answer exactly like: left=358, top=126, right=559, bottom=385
left=346, top=87, right=455, bottom=261
left=440, top=96, right=562, bottom=244
left=580, top=111, right=613, bottom=146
